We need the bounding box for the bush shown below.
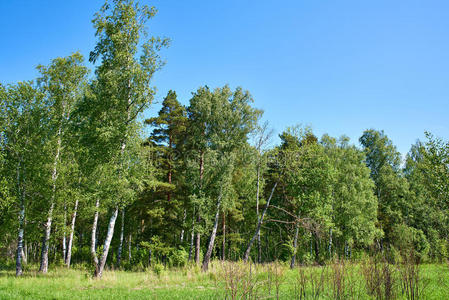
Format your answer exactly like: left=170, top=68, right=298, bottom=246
left=391, top=224, right=429, bottom=261
left=300, top=252, right=314, bottom=265
left=168, top=247, right=188, bottom=267
left=152, top=263, right=164, bottom=276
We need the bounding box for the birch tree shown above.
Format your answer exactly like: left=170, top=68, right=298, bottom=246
left=36, top=53, right=88, bottom=273
left=88, top=0, right=168, bottom=278
left=187, top=85, right=261, bottom=271
left=1, top=82, right=47, bottom=276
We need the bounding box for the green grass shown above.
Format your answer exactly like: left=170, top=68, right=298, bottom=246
left=0, top=261, right=448, bottom=299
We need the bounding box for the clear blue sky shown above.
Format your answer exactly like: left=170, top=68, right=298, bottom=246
left=1, top=0, right=448, bottom=156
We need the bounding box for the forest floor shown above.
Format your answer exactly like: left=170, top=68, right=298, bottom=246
left=0, top=261, right=448, bottom=299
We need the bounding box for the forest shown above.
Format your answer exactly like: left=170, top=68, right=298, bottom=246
left=1, top=0, right=449, bottom=299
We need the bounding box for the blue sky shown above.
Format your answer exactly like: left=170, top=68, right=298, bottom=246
left=1, top=0, right=448, bottom=156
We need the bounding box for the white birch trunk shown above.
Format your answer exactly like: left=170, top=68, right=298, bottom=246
left=290, top=219, right=300, bottom=269
left=202, top=194, right=222, bottom=271
left=128, top=234, right=132, bottom=262
left=256, top=163, right=261, bottom=263
left=91, top=198, right=100, bottom=274
left=62, top=203, right=67, bottom=263
left=16, top=195, right=25, bottom=275
left=180, top=209, right=186, bottom=243
left=39, top=124, right=62, bottom=273
left=15, top=160, right=25, bottom=276
left=66, top=199, right=78, bottom=268
left=188, top=221, right=195, bottom=262
left=95, top=207, right=119, bottom=278
left=243, top=182, right=278, bottom=262
left=116, top=209, right=125, bottom=267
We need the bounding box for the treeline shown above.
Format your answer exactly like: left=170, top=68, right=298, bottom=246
left=1, top=0, right=449, bottom=278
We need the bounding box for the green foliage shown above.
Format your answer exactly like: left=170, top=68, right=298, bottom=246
left=152, top=263, right=164, bottom=276
left=168, top=247, right=188, bottom=267
left=391, top=224, right=429, bottom=260
left=1, top=0, right=449, bottom=281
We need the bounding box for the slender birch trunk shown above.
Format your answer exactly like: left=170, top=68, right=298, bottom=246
left=255, top=162, right=261, bottom=263
left=188, top=215, right=195, bottom=262
left=95, top=133, right=127, bottom=276
left=16, top=161, right=25, bottom=276
left=290, top=220, right=300, bottom=269
left=39, top=124, right=62, bottom=273
left=91, top=198, right=100, bottom=275
left=95, top=207, right=119, bottom=278
left=194, top=150, right=204, bottom=264
left=128, top=234, right=132, bottom=262
left=180, top=209, right=186, bottom=243
left=117, top=209, right=125, bottom=267
left=328, top=228, right=333, bottom=259
left=202, top=194, right=222, bottom=271
left=195, top=230, right=201, bottom=264
left=243, top=182, right=278, bottom=262
left=66, top=199, right=79, bottom=268
left=62, top=203, right=67, bottom=263
left=39, top=201, right=54, bottom=273
left=222, top=212, right=226, bottom=260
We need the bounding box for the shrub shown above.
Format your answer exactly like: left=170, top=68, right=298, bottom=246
left=391, top=225, right=429, bottom=261
left=168, top=247, right=188, bottom=267
left=153, top=263, right=164, bottom=276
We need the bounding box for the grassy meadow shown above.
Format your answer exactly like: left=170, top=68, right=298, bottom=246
left=1, top=260, right=448, bottom=299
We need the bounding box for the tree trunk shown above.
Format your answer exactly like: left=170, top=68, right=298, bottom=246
left=314, top=233, right=320, bottom=263
left=202, top=194, right=222, bottom=271
left=344, top=241, right=348, bottom=259
left=62, top=203, right=67, bottom=263
left=39, top=201, right=54, bottom=273
left=22, top=241, right=27, bottom=265
left=66, top=199, right=79, bottom=268
left=128, top=234, right=132, bottom=262
left=195, top=230, right=201, bottom=264
left=180, top=209, right=186, bottom=243
left=167, top=136, right=172, bottom=202
left=91, top=198, right=100, bottom=275
left=16, top=199, right=25, bottom=276
left=290, top=219, right=300, bottom=269
left=222, top=212, right=226, bottom=260
left=255, top=162, right=261, bottom=263
left=189, top=225, right=194, bottom=262
left=117, top=209, right=125, bottom=267
left=95, top=207, right=119, bottom=278
left=328, top=228, right=333, bottom=259
left=15, top=160, right=25, bottom=276
left=194, top=150, right=204, bottom=264
left=39, top=125, right=62, bottom=273
left=243, top=182, right=278, bottom=262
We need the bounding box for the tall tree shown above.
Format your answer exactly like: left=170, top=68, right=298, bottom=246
left=36, top=53, right=88, bottom=273
left=251, top=121, right=273, bottom=263
left=88, top=0, right=168, bottom=278
left=322, top=135, right=378, bottom=257
left=145, top=90, right=187, bottom=202
left=1, top=82, right=48, bottom=276
left=280, top=126, right=333, bottom=265
left=359, top=129, right=408, bottom=248
left=405, top=133, right=449, bottom=259
left=186, top=86, right=261, bottom=271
